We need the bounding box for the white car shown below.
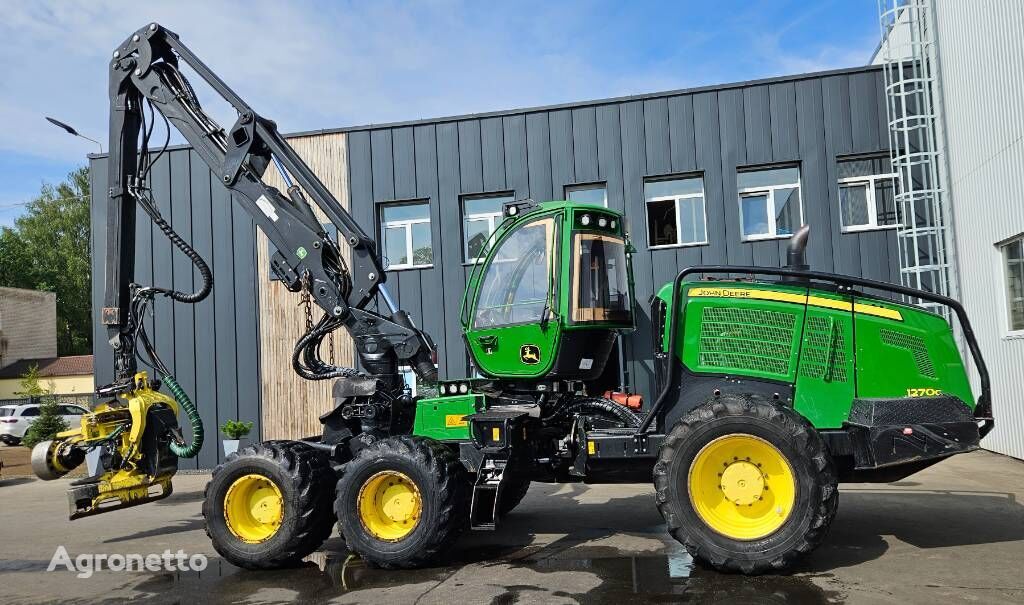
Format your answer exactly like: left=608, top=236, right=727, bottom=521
left=0, top=403, right=89, bottom=445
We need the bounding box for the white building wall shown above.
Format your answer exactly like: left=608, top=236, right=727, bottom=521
left=933, top=0, right=1024, bottom=459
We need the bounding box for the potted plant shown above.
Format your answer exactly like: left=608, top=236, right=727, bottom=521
left=220, top=420, right=254, bottom=456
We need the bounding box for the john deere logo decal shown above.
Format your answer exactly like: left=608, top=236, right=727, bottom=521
left=520, top=344, right=541, bottom=365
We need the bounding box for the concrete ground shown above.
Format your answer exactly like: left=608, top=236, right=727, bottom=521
left=0, top=449, right=1022, bottom=604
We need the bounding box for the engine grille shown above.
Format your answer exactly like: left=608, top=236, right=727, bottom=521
left=698, top=307, right=796, bottom=376
left=880, top=328, right=936, bottom=378
left=800, top=315, right=849, bottom=382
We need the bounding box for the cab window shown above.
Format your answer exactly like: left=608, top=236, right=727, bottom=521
left=473, top=217, right=556, bottom=328
left=572, top=234, right=631, bottom=323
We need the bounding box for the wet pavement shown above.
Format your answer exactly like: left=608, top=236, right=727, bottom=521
left=0, top=449, right=1022, bottom=604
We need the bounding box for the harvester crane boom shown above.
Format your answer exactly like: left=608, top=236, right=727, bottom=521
left=103, top=23, right=435, bottom=386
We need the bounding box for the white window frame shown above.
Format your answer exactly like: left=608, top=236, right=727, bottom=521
left=738, top=173, right=804, bottom=242
left=462, top=194, right=511, bottom=264
left=379, top=202, right=432, bottom=271
left=838, top=172, right=900, bottom=233
left=999, top=235, right=1024, bottom=338
left=565, top=183, right=608, bottom=207
left=645, top=189, right=709, bottom=249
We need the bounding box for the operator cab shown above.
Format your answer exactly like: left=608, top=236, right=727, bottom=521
left=462, top=200, right=635, bottom=382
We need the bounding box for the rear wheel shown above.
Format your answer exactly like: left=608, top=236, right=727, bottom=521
left=654, top=394, right=837, bottom=574
left=203, top=441, right=336, bottom=569
left=335, top=435, right=468, bottom=569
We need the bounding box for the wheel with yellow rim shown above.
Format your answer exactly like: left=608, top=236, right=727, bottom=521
left=654, top=394, right=838, bottom=574
left=335, top=435, right=468, bottom=569
left=203, top=441, right=336, bottom=570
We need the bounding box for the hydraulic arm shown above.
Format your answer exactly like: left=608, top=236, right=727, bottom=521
left=103, top=23, right=436, bottom=386
left=31, top=23, right=436, bottom=517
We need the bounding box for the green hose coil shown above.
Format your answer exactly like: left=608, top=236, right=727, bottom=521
left=163, top=374, right=203, bottom=458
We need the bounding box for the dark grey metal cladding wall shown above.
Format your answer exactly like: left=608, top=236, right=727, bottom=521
left=347, top=66, right=897, bottom=401
left=89, top=148, right=261, bottom=468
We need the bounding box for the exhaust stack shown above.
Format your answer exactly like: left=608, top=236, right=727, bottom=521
left=786, top=224, right=811, bottom=271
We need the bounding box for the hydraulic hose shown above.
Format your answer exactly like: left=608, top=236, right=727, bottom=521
left=163, top=374, right=203, bottom=459
left=543, top=397, right=642, bottom=428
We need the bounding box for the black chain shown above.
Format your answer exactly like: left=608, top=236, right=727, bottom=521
left=300, top=273, right=313, bottom=332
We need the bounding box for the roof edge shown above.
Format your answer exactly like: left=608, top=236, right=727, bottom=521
left=89, top=63, right=881, bottom=160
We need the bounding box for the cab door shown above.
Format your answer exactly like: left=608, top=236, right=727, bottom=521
left=464, top=214, right=561, bottom=378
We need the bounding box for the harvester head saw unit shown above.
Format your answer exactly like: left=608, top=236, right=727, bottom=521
left=31, top=372, right=181, bottom=519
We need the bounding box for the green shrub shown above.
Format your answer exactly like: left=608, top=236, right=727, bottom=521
left=19, top=366, right=69, bottom=449
left=220, top=419, right=254, bottom=440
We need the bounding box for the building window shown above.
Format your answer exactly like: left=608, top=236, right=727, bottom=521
left=644, top=176, right=708, bottom=248
left=1001, top=236, right=1024, bottom=333
left=737, top=166, right=803, bottom=240
left=463, top=192, right=514, bottom=263
left=565, top=183, right=608, bottom=207
left=838, top=156, right=899, bottom=232
left=379, top=201, right=433, bottom=270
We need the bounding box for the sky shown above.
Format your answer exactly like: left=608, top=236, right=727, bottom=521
left=0, top=0, right=882, bottom=227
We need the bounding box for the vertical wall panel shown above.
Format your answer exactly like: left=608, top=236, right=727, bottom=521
left=503, top=115, right=530, bottom=199
left=668, top=95, right=697, bottom=174
left=413, top=124, right=446, bottom=377
left=526, top=113, right=552, bottom=201
left=571, top=107, right=599, bottom=184
left=643, top=98, right=671, bottom=176
left=458, top=121, right=483, bottom=194
left=596, top=105, right=624, bottom=211
left=719, top=88, right=752, bottom=266
left=188, top=150, right=218, bottom=470
left=436, top=122, right=467, bottom=375
left=823, top=75, right=860, bottom=276
left=694, top=91, right=727, bottom=265
left=796, top=78, right=835, bottom=272
left=480, top=117, right=507, bottom=192
left=549, top=109, right=575, bottom=195
left=392, top=127, right=417, bottom=200
left=744, top=86, right=773, bottom=165
left=169, top=152, right=198, bottom=470
left=619, top=101, right=654, bottom=400
left=257, top=133, right=351, bottom=441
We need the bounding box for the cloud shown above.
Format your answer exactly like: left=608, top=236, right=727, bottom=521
left=0, top=1, right=879, bottom=166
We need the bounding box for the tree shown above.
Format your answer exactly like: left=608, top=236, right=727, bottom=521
left=0, top=166, right=92, bottom=355
left=17, top=365, right=69, bottom=449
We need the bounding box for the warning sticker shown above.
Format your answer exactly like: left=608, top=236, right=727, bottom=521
left=445, top=415, right=468, bottom=428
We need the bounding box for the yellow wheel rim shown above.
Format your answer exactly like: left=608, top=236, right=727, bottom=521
left=687, top=434, right=797, bottom=540
left=223, top=474, right=284, bottom=543
left=357, top=470, right=422, bottom=542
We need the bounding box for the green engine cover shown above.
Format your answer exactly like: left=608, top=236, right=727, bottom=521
left=655, top=280, right=977, bottom=429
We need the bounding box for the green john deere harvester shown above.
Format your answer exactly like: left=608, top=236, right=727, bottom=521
left=32, top=24, right=993, bottom=577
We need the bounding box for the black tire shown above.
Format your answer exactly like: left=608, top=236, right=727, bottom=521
left=203, top=440, right=336, bottom=570
left=654, top=394, right=838, bottom=574
left=497, top=475, right=531, bottom=517
left=335, top=435, right=468, bottom=569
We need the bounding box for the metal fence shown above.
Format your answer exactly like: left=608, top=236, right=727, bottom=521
left=0, top=394, right=95, bottom=409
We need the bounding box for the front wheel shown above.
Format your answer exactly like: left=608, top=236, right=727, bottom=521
left=654, top=395, right=838, bottom=574
left=202, top=441, right=336, bottom=569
